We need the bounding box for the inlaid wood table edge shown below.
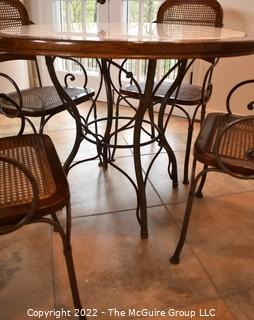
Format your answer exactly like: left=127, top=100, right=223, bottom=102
left=1, top=23, right=254, bottom=59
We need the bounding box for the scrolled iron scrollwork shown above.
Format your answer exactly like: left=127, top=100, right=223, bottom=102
left=226, top=79, right=254, bottom=114
left=246, top=147, right=254, bottom=162
left=247, top=101, right=254, bottom=111
left=56, top=57, right=89, bottom=89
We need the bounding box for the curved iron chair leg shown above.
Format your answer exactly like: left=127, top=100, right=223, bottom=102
left=46, top=203, right=85, bottom=318
left=158, top=106, right=178, bottom=188
left=148, top=103, right=156, bottom=139
left=182, top=101, right=203, bottom=185
left=170, top=160, right=208, bottom=264
left=158, top=129, right=178, bottom=188
left=62, top=201, right=85, bottom=319
left=92, top=101, right=102, bottom=160
left=169, top=147, right=178, bottom=188
left=39, top=115, right=46, bottom=133
left=51, top=212, right=59, bottom=232
left=110, top=94, right=121, bottom=161
left=163, top=101, right=193, bottom=186
left=196, top=164, right=208, bottom=198
left=24, top=116, right=37, bottom=133
left=200, top=102, right=207, bottom=126
left=91, top=100, right=99, bottom=136
left=182, top=123, right=193, bottom=185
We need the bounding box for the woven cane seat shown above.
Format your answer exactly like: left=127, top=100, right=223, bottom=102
left=120, top=81, right=205, bottom=105
left=0, top=86, right=95, bottom=117
left=194, top=113, right=254, bottom=175
left=0, top=134, right=69, bottom=225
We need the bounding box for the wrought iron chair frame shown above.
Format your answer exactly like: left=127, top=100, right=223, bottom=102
left=0, top=93, right=86, bottom=319
left=170, top=79, right=254, bottom=264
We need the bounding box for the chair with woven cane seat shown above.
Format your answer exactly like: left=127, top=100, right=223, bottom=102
left=170, top=79, right=254, bottom=264
left=0, top=0, right=95, bottom=133
left=117, top=0, right=223, bottom=184
left=0, top=96, right=86, bottom=319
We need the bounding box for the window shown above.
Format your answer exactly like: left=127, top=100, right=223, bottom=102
left=53, top=0, right=99, bottom=74
left=123, top=0, right=177, bottom=81
left=52, top=0, right=177, bottom=83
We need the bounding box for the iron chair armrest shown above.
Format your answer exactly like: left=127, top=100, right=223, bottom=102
left=0, top=76, right=25, bottom=135
left=226, top=79, right=254, bottom=114
left=0, top=72, right=23, bottom=112
left=213, top=115, right=254, bottom=179
left=0, top=155, right=39, bottom=235
left=200, top=58, right=219, bottom=104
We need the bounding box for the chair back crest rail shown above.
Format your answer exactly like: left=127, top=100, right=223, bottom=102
left=213, top=116, right=254, bottom=179
left=156, top=0, right=223, bottom=27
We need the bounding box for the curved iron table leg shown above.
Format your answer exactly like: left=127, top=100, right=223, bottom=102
left=134, top=59, right=157, bottom=239
left=98, top=59, right=114, bottom=169
left=157, top=60, right=188, bottom=188
left=45, top=56, right=84, bottom=174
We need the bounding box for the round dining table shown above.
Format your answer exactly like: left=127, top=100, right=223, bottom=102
left=1, top=22, right=254, bottom=238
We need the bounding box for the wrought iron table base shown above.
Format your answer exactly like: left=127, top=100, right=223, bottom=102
left=46, top=57, right=187, bottom=238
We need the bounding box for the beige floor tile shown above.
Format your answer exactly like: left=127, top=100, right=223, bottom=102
left=0, top=116, right=44, bottom=136
left=101, top=105, right=200, bottom=156
left=67, top=156, right=162, bottom=217
left=142, top=151, right=190, bottom=204
left=47, top=101, right=103, bottom=131
left=0, top=224, right=54, bottom=320
left=167, top=191, right=254, bottom=296
left=142, top=152, right=254, bottom=204
left=1, top=101, right=253, bottom=320
left=52, top=207, right=219, bottom=319
left=47, top=102, right=137, bottom=132
left=121, top=125, right=193, bottom=156
left=47, top=106, right=85, bottom=132
left=224, top=288, right=254, bottom=320
left=48, top=127, right=132, bottom=163
left=118, top=102, right=200, bottom=134
left=164, top=116, right=200, bottom=135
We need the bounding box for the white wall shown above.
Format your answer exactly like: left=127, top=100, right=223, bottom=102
left=0, top=61, right=30, bottom=93
left=207, top=0, right=254, bottom=114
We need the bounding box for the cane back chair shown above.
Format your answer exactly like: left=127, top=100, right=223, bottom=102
left=170, top=79, right=254, bottom=264
left=0, top=0, right=95, bottom=133
left=0, top=94, right=86, bottom=319
left=117, top=0, right=223, bottom=184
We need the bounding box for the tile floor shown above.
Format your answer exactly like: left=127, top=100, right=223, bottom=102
left=0, top=102, right=254, bottom=320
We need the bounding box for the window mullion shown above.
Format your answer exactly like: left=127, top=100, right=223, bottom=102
left=81, top=0, right=87, bottom=33
left=137, top=0, right=144, bottom=82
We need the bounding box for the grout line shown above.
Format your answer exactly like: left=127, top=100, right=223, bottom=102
left=221, top=289, right=254, bottom=320
left=164, top=193, right=254, bottom=320
left=71, top=203, right=167, bottom=220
